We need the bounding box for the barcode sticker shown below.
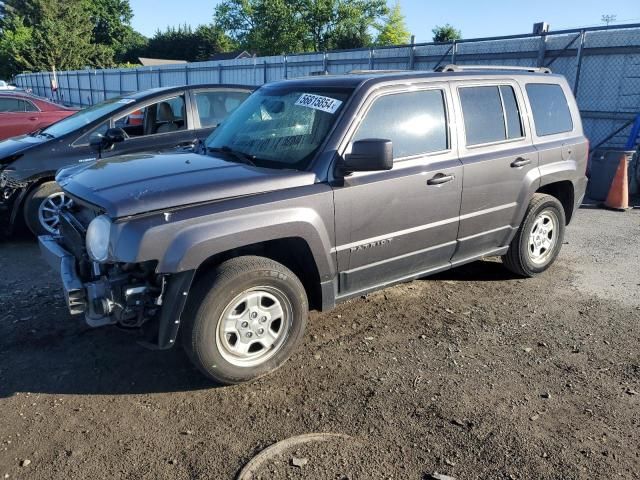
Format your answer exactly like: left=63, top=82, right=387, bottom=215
left=295, top=94, right=342, bottom=114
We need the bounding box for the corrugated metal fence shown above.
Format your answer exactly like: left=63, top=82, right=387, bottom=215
left=14, top=23, right=640, bottom=149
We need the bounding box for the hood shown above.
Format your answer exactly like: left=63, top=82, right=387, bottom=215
left=0, top=135, right=46, bottom=166
left=57, top=152, right=317, bottom=218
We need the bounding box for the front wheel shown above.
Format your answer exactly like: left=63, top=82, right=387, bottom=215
left=502, top=193, right=566, bottom=277
left=23, top=182, right=73, bottom=236
left=181, top=256, right=308, bottom=385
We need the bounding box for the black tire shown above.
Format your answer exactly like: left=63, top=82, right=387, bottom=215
left=23, top=181, right=65, bottom=236
left=181, top=256, right=308, bottom=385
left=502, top=193, right=566, bottom=277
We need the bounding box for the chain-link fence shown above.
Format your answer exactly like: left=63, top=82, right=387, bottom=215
left=13, top=23, right=640, bottom=149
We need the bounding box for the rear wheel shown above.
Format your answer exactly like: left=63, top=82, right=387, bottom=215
left=23, top=181, right=73, bottom=236
left=181, top=256, right=308, bottom=385
left=502, top=193, right=566, bottom=277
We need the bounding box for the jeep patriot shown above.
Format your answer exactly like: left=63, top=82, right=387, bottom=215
left=40, top=66, right=588, bottom=384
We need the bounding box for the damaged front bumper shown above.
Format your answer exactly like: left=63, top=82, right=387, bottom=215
left=0, top=186, right=25, bottom=234
left=39, top=234, right=195, bottom=349
left=0, top=169, right=30, bottom=233
left=38, top=235, right=86, bottom=314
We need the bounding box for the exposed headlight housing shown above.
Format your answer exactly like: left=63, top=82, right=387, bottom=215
left=86, top=215, right=112, bottom=262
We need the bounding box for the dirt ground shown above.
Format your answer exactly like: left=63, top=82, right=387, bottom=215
left=0, top=207, right=638, bottom=480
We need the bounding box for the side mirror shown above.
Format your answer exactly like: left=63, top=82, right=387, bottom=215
left=90, top=127, right=127, bottom=153
left=341, top=139, right=393, bottom=174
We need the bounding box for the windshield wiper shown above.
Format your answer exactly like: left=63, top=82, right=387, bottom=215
left=207, top=146, right=256, bottom=167
left=36, top=131, right=55, bottom=139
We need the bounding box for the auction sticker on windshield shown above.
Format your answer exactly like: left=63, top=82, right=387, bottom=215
left=295, top=94, right=342, bottom=114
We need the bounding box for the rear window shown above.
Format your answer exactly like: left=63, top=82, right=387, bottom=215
left=353, top=89, right=448, bottom=158
left=459, top=85, right=524, bottom=146
left=526, top=84, right=573, bottom=136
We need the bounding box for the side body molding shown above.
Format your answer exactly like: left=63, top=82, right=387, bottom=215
left=157, top=207, right=336, bottom=279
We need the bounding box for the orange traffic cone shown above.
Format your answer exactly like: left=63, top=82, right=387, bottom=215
left=604, top=155, right=629, bottom=211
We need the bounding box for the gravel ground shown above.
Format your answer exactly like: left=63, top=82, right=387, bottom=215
left=0, top=207, right=638, bottom=480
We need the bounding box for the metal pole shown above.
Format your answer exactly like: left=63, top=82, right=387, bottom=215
left=371, top=49, right=375, bottom=70
left=323, top=51, right=328, bottom=73
left=263, top=61, right=268, bottom=84
left=536, top=33, right=547, bottom=67
left=135, top=68, right=140, bottom=91
left=409, top=35, right=416, bottom=70
left=158, top=68, right=162, bottom=87
left=284, top=55, right=288, bottom=79
left=368, top=48, right=373, bottom=69
left=88, top=70, right=94, bottom=105
left=184, top=65, right=189, bottom=85
left=451, top=40, right=457, bottom=64
left=218, top=63, right=222, bottom=84
left=102, top=70, right=107, bottom=101
left=573, top=30, right=586, bottom=98
left=76, top=71, right=81, bottom=106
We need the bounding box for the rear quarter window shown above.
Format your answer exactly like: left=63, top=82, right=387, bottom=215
left=526, top=84, right=573, bottom=136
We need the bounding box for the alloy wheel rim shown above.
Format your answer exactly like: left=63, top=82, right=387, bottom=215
left=527, top=209, right=558, bottom=265
left=216, top=286, right=292, bottom=367
left=38, top=192, right=73, bottom=235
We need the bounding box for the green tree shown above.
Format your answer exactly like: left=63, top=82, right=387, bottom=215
left=0, top=0, right=116, bottom=74
left=432, top=23, right=462, bottom=43
left=83, top=0, right=148, bottom=63
left=194, top=23, right=236, bottom=60
left=214, top=0, right=388, bottom=55
left=215, top=0, right=305, bottom=55
left=84, top=0, right=132, bottom=48
left=0, top=0, right=144, bottom=75
left=0, top=14, right=32, bottom=78
left=375, top=1, right=410, bottom=46
left=143, top=24, right=235, bottom=62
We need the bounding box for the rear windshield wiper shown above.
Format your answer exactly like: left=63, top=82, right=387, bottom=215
left=207, top=146, right=256, bottom=167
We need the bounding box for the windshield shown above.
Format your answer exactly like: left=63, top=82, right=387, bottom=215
left=205, top=86, right=352, bottom=170
left=41, top=96, right=131, bottom=138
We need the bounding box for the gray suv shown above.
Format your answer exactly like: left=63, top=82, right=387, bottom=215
left=40, top=66, right=588, bottom=384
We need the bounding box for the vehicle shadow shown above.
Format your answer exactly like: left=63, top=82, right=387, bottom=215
left=428, top=258, right=521, bottom=282
left=0, top=322, right=218, bottom=398
left=0, top=259, right=516, bottom=398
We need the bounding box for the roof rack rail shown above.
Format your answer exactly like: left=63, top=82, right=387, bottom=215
left=348, top=69, right=409, bottom=74
left=436, top=64, right=552, bottom=74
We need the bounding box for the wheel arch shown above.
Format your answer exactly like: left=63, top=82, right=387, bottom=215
left=536, top=180, right=575, bottom=224
left=192, top=237, right=324, bottom=311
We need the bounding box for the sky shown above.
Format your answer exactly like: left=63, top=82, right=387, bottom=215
left=130, top=0, right=639, bottom=43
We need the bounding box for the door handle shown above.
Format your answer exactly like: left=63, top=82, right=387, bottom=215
left=511, top=157, right=531, bottom=168
left=29, top=116, right=38, bottom=121
left=427, top=173, right=455, bottom=185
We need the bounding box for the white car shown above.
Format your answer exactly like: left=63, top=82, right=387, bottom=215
left=0, top=80, right=16, bottom=90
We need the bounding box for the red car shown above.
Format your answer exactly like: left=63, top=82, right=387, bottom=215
left=0, top=91, right=77, bottom=140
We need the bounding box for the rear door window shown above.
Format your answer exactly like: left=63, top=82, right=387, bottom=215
left=353, top=89, right=448, bottom=159
left=526, top=84, right=573, bottom=136
left=0, top=97, right=22, bottom=112
left=459, top=85, right=524, bottom=146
